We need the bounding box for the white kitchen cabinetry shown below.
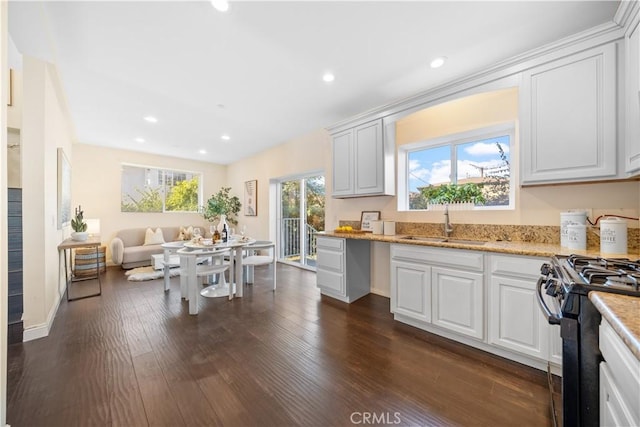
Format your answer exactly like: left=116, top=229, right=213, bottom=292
left=331, top=119, right=394, bottom=198
left=625, top=9, right=640, bottom=175
left=390, top=244, right=484, bottom=340
left=521, top=43, right=618, bottom=184
left=432, top=267, right=484, bottom=339
left=390, top=260, right=431, bottom=323
left=488, top=254, right=561, bottom=363
left=316, top=236, right=370, bottom=303
left=599, top=318, right=640, bottom=427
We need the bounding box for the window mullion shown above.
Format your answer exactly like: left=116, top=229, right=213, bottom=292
left=450, top=143, right=457, bottom=185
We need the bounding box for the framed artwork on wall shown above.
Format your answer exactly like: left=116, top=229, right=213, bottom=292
left=360, top=211, right=380, bottom=232
left=244, top=180, right=257, bottom=216
left=57, top=148, right=71, bottom=229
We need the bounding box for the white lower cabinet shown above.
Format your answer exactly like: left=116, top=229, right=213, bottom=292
left=390, top=244, right=484, bottom=341
left=599, top=319, right=640, bottom=427
left=316, top=236, right=370, bottom=303
left=488, top=254, right=561, bottom=364
left=390, top=245, right=562, bottom=371
left=390, top=260, right=431, bottom=322
left=489, top=274, right=548, bottom=359
left=432, top=267, right=483, bottom=339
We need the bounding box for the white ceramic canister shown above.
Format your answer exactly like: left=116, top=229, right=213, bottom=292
left=383, top=221, right=396, bottom=236
left=560, top=211, right=588, bottom=248
left=370, top=220, right=384, bottom=235
left=566, top=224, right=587, bottom=251
left=600, top=217, right=628, bottom=255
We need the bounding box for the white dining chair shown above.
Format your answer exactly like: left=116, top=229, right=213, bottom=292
left=243, top=241, right=276, bottom=291
left=197, top=247, right=232, bottom=298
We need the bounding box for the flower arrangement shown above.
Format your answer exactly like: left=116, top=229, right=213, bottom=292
left=201, top=187, right=241, bottom=225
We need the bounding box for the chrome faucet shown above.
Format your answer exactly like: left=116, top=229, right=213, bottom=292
left=444, top=205, right=454, bottom=238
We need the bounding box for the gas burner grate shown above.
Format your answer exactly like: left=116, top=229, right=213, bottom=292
left=559, top=254, right=640, bottom=293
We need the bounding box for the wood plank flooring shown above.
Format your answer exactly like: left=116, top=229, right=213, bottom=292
left=7, top=264, right=558, bottom=426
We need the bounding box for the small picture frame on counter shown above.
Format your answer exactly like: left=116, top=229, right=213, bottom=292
left=360, top=211, right=381, bottom=232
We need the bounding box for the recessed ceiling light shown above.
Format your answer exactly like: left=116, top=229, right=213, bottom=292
left=211, top=0, right=229, bottom=12
left=430, top=57, right=447, bottom=69
left=199, top=149, right=207, bottom=154
left=221, top=134, right=230, bottom=141
left=144, top=116, right=158, bottom=123
left=322, top=72, right=335, bottom=83
left=135, top=137, right=145, bottom=143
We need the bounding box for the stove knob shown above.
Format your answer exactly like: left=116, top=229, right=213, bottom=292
left=545, top=280, right=558, bottom=297
left=540, top=263, right=551, bottom=275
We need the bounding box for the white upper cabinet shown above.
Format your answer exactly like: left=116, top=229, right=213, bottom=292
left=625, top=10, right=640, bottom=175
left=521, top=43, right=618, bottom=184
left=331, top=119, right=394, bottom=198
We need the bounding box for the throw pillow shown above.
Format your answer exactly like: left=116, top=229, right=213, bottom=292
left=144, top=227, right=165, bottom=246
left=177, top=225, right=193, bottom=241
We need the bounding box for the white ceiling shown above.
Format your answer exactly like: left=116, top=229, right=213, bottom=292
left=8, top=1, right=620, bottom=165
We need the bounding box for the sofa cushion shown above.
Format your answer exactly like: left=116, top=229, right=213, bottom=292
left=177, top=225, right=194, bottom=241
left=144, top=228, right=165, bottom=246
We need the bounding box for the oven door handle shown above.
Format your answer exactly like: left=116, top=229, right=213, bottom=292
left=536, top=277, right=562, bottom=325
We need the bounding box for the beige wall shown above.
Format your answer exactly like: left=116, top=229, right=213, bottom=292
left=226, top=128, right=332, bottom=241
left=21, top=56, right=74, bottom=339
left=333, top=88, right=640, bottom=228
left=72, top=144, right=227, bottom=263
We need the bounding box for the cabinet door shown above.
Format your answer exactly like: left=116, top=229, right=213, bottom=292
left=600, top=362, right=635, bottom=427
left=390, top=261, right=431, bottom=322
left=431, top=267, right=483, bottom=339
left=354, top=120, right=384, bottom=195
left=332, top=129, right=354, bottom=196
left=489, top=275, right=549, bottom=360
left=626, top=17, right=640, bottom=174
left=549, top=324, right=562, bottom=365
left=521, top=43, right=617, bottom=184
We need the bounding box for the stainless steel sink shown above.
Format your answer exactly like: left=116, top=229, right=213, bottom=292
left=399, top=236, right=446, bottom=243
left=399, top=236, right=486, bottom=245
left=445, top=239, right=486, bottom=246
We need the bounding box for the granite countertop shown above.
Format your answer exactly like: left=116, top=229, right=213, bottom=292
left=320, top=231, right=640, bottom=259
left=589, top=292, right=640, bottom=361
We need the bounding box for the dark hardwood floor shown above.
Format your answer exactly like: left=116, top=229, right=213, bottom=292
left=7, top=264, right=557, bottom=426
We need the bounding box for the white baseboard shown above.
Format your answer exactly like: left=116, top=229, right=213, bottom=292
left=22, top=292, right=62, bottom=342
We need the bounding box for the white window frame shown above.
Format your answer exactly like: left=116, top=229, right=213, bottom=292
left=397, top=122, right=515, bottom=211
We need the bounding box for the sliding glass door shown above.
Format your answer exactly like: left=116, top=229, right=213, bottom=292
left=278, top=174, right=325, bottom=269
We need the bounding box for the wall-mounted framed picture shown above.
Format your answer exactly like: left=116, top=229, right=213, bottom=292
left=7, top=69, right=13, bottom=106
left=360, top=211, right=380, bottom=232
left=57, top=148, right=72, bottom=229
left=244, top=180, right=257, bottom=216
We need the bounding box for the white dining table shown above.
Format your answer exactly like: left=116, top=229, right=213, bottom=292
left=177, top=238, right=255, bottom=315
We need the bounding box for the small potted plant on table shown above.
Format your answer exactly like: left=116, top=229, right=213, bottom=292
left=71, top=205, right=89, bottom=241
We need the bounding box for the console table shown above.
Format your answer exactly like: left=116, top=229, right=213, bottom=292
left=58, top=236, right=102, bottom=301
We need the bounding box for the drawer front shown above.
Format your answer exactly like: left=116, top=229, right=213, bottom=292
left=490, top=254, right=544, bottom=279
left=391, top=244, right=483, bottom=272
left=317, top=236, right=344, bottom=251
left=317, top=268, right=345, bottom=295
left=317, top=248, right=344, bottom=273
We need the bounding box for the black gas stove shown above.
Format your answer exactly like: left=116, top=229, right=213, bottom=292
left=537, top=254, right=640, bottom=427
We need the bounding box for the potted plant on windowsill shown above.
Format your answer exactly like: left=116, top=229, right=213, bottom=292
left=420, top=183, right=486, bottom=210
left=71, top=205, right=89, bottom=241
left=202, top=187, right=241, bottom=231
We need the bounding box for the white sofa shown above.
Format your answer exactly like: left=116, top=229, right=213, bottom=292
left=110, top=227, right=183, bottom=269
